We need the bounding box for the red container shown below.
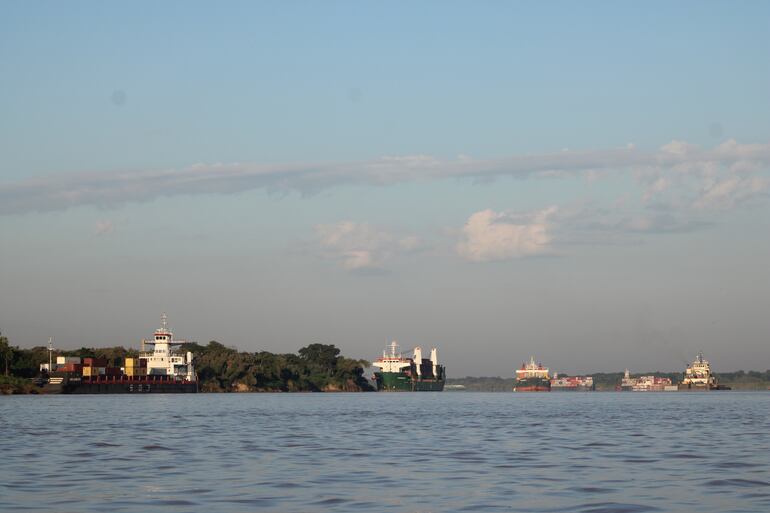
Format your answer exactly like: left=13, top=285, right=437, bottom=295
left=83, top=357, right=109, bottom=367
left=58, top=363, right=83, bottom=372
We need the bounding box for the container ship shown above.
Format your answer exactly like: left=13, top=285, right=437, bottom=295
left=550, top=373, right=594, bottom=391
left=372, top=341, right=445, bottom=391
left=514, top=357, right=551, bottom=392
left=39, top=314, right=198, bottom=394
left=618, top=369, right=677, bottom=392
left=678, top=352, right=729, bottom=391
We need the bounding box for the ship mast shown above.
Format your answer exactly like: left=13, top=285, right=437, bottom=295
left=47, top=337, right=54, bottom=371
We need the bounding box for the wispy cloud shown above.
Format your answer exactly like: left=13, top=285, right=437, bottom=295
left=2, top=139, right=768, bottom=215
left=315, top=221, right=423, bottom=272
left=94, top=220, right=115, bottom=236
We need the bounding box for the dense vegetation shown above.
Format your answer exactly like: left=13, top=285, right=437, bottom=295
left=0, top=332, right=373, bottom=394
left=182, top=341, right=373, bottom=392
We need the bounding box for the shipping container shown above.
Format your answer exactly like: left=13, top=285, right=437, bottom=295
left=83, top=357, right=108, bottom=367
left=57, top=363, right=83, bottom=373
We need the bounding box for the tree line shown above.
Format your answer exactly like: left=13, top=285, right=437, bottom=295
left=447, top=371, right=770, bottom=391
left=0, top=332, right=373, bottom=394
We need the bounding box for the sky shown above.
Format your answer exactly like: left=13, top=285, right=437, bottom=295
left=1, top=1, right=769, bottom=376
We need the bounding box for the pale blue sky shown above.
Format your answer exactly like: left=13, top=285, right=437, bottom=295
left=1, top=1, right=769, bottom=375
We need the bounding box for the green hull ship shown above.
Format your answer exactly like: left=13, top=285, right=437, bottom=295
left=373, top=341, right=445, bottom=392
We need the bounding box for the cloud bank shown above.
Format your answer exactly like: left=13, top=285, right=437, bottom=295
left=2, top=139, right=769, bottom=215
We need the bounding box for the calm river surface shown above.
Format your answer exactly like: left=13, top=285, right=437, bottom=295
left=2, top=392, right=769, bottom=513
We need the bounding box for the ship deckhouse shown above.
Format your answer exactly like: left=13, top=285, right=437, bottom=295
left=516, top=356, right=550, bottom=380
left=140, top=314, right=196, bottom=382
left=681, top=352, right=717, bottom=387
left=372, top=341, right=413, bottom=373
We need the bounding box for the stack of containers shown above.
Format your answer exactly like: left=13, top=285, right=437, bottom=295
left=58, top=362, right=83, bottom=373
left=82, top=357, right=108, bottom=377
left=54, top=356, right=83, bottom=373
left=124, top=357, right=147, bottom=377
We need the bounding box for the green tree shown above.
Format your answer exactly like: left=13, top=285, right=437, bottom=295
left=0, top=332, right=11, bottom=376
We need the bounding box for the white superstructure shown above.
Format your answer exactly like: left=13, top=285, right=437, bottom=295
left=516, top=356, right=550, bottom=380
left=681, top=352, right=717, bottom=388
left=139, top=314, right=196, bottom=382
left=371, top=341, right=412, bottom=373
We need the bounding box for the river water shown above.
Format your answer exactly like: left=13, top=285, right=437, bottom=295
left=1, top=392, right=769, bottom=512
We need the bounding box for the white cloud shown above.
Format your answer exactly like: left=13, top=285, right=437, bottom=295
left=457, top=207, right=558, bottom=262
left=94, top=220, right=114, bottom=236
left=315, top=221, right=422, bottom=272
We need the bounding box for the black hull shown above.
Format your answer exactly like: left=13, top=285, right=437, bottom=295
left=61, top=382, right=198, bottom=394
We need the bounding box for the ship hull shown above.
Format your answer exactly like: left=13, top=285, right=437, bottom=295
left=551, top=385, right=594, bottom=392
left=63, top=382, right=198, bottom=394
left=41, top=375, right=198, bottom=394
left=677, top=383, right=723, bottom=391
left=374, top=372, right=444, bottom=392
left=514, top=377, right=551, bottom=392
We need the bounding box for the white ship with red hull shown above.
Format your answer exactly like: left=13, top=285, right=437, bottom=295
left=514, top=357, right=551, bottom=392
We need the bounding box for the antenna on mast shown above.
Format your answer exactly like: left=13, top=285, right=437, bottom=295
left=47, top=337, right=54, bottom=371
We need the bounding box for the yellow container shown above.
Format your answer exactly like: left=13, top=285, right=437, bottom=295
left=82, top=366, right=93, bottom=377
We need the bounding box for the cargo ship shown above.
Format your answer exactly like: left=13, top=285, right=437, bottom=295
left=39, top=314, right=198, bottom=394
left=618, top=369, right=677, bottom=391
left=550, top=373, right=594, bottom=391
left=514, top=357, right=551, bottom=392
left=678, top=352, right=729, bottom=391
left=372, top=341, right=445, bottom=391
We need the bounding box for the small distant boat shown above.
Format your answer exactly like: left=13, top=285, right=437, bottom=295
left=618, top=369, right=675, bottom=392
left=550, top=373, right=594, bottom=391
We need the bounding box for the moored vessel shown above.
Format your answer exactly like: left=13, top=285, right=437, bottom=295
left=678, top=352, right=729, bottom=391
left=514, top=357, right=551, bottom=392
left=39, top=314, right=198, bottom=394
left=372, top=341, right=445, bottom=391
left=618, top=369, right=676, bottom=392
left=550, top=373, right=594, bottom=391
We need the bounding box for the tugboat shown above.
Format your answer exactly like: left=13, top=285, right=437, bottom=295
left=678, top=352, right=728, bottom=391
left=372, top=341, right=445, bottom=391
left=514, top=357, right=551, bottom=392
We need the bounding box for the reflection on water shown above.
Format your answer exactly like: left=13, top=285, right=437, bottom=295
left=1, top=392, right=769, bottom=512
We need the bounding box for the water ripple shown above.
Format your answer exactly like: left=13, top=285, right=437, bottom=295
left=1, top=392, right=769, bottom=512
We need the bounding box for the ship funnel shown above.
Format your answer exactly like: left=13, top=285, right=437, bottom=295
left=413, top=347, right=422, bottom=375
left=430, top=347, right=438, bottom=377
